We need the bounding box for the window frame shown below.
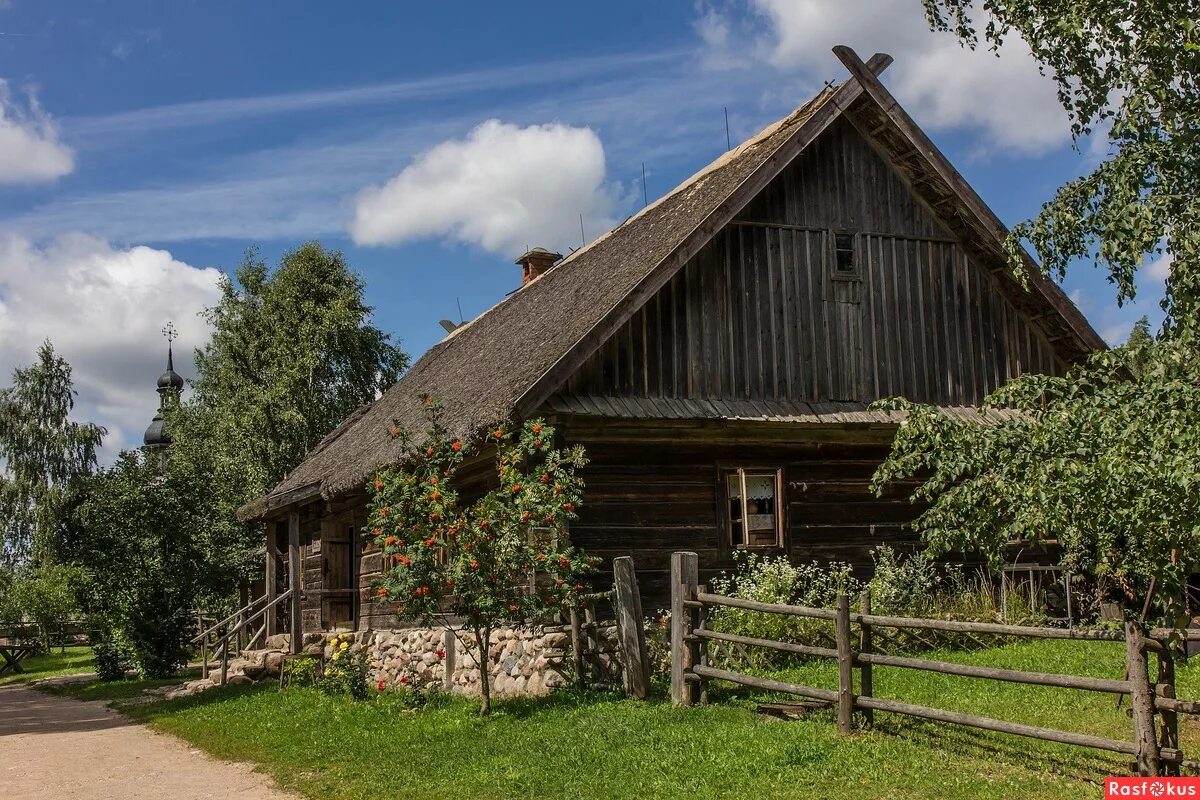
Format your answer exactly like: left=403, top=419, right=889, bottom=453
left=720, top=466, right=785, bottom=550
left=829, top=229, right=862, bottom=282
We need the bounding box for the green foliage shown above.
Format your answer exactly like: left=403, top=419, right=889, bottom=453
left=923, top=1, right=1200, bottom=332
left=0, top=341, right=105, bottom=566
left=318, top=633, right=370, bottom=700
left=280, top=655, right=319, bottom=689
left=369, top=396, right=593, bottom=714
left=92, top=638, right=132, bottom=682
left=5, top=562, right=82, bottom=651
left=156, top=242, right=408, bottom=600
left=709, top=552, right=862, bottom=670
left=182, top=242, right=408, bottom=498
left=67, top=450, right=215, bottom=678
left=873, top=335, right=1200, bottom=625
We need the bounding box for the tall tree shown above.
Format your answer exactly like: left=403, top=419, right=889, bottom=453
left=161, top=242, right=408, bottom=594
left=181, top=242, right=408, bottom=498
left=0, top=341, right=105, bottom=566
left=875, top=4, right=1200, bottom=624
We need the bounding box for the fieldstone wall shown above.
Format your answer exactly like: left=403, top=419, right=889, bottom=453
left=324, top=624, right=621, bottom=697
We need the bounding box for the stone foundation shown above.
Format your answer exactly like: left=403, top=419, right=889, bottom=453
left=325, top=624, right=621, bottom=697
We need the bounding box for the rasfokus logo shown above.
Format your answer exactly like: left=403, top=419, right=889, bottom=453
left=1106, top=778, right=1200, bottom=797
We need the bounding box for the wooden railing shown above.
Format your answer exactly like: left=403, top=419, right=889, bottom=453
left=668, top=551, right=1198, bottom=777
left=191, top=589, right=293, bottom=686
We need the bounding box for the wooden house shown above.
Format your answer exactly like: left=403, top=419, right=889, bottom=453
left=238, top=48, right=1104, bottom=637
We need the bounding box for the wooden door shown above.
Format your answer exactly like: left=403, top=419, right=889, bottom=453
left=322, top=524, right=356, bottom=629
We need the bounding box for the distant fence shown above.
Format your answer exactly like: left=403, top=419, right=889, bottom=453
left=668, top=551, right=1200, bottom=778
left=0, top=620, right=93, bottom=650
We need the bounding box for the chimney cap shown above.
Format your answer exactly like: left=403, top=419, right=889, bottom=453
left=514, top=247, right=562, bottom=266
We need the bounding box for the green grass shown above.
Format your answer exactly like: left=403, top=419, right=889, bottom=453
left=0, top=645, right=94, bottom=686
left=55, top=637, right=1197, bottom=800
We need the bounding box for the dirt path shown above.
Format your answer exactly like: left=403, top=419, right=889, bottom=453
left=0, top=682, right=296, bottom=800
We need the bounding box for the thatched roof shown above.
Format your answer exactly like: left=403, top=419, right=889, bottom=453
left=239, top=50, right=1103, bottom=521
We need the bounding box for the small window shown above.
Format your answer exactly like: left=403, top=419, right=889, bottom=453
left=834, top=232, right=856, bottom=273
left=725, top=469, right=783, bottom=548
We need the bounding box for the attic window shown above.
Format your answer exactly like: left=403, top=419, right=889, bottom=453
left=833, top=232, right=857, bottom=273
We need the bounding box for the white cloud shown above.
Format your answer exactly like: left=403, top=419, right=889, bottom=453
left=702, top=0, right=1071, bottom=154
left=350, top=119, right=619, bottom=255
left=0, top=81, right=74, bottom=184
left=1147, top=250, right=1172, bottom=283
left=0, top=233, right=222, bottom=461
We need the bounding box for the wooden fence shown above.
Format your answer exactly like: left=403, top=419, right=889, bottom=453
left=668, top=551, right=1200, bottom=777
left=568, top=555, right=651, bottom=699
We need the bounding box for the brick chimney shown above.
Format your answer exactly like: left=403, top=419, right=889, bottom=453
left=514, top=247, right=562, bottom=286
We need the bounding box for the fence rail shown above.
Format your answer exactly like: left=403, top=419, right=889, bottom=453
left=669, top=550, right=1195, bottom=777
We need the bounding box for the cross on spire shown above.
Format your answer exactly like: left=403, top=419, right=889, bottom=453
left=162, top=321, right=177, bottom=369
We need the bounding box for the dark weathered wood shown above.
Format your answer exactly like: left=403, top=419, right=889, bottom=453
left=515, top=54, right=896, bottom=420
left=442, top=629, right=456, bottom=692
left=699, top=591, right=838, bottom=620
left=569, top=607, right=585, bottom=690
left=858, top=612, right=1125, bottom=641
left=1126, top=622, right=1160, bottom=776
left=835, top=594, right=854, bottom=734
left=857, top=651, right=1133, bottom=694
left=858, top=590, right=873, bottom=727
left=612, top=556, right=649, bottom=699
left=670, top=551, right=700, bottom=706
left=1158, top=648, right=1179, bottom=775
left=691, top=629, right=838, bottom=660
left=856, top=695, right=1146, bottom=758
left=265, top=523, right=279, bottom=637
left=288, top=511, right=302, bottom=655
left=693, top=663, right=839, bottom=703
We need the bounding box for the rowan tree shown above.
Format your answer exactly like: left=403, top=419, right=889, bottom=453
left=369, top=397, right=593, bottom=714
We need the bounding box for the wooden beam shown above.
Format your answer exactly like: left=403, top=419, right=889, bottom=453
left=612, top=555, right=650, bottom=700
left=265, top=522, right=279, bottom=637
left=288, top=511, right=302, bottom=655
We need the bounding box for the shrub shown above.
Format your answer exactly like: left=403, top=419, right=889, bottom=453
left=318, top=633, right=370, bottom=700
left=92, top=636, right=131, bottom=681
left=708, top=552, right=861, bottom=670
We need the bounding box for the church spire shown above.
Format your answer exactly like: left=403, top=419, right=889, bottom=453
left=143, top=322, right=184, bottom=452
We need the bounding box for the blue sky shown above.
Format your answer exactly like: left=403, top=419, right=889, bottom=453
left=0, top=0, right=1168, bottom=458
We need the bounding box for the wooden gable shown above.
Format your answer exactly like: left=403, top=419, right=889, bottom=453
left=552, top=117, right=1065, bottom=409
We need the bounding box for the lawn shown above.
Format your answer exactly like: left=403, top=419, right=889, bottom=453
left=58, top=637, right=1198, bottom=800
left=0, top=645, right=94, bottom=686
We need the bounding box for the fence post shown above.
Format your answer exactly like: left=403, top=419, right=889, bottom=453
left=697, top=583, right=710, bottom=705
left=442, top=629, right=456, bottom=692
left=670, top=551, right=699, bottom=706
left=612, top=555, right=650, bottom=700
left=288, top=511, right=303, bottom=655
left=584, top=603, right=602, bottom=680
left=1125, top=622, right=1160, bottom=776
left=1157, top=643, right=1179, bottom=776
left=569, top=607, right=586, bottom=689
left=835, top=593, right=854, bottom=734
left=858, top=589, right=873, bottom=728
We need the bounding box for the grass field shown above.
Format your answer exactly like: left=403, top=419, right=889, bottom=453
left=0, top=645, right=94, bottom=686
left=59, top=638, right=1198, bottom=800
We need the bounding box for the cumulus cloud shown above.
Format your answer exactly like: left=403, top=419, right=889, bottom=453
left=350, top=119, right=619, bottom=255
left=0, top=233, right=223, bottom=460
left=701, top=0, right=1070, bottom=154
left=0, top=81, right=74, bottom=184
